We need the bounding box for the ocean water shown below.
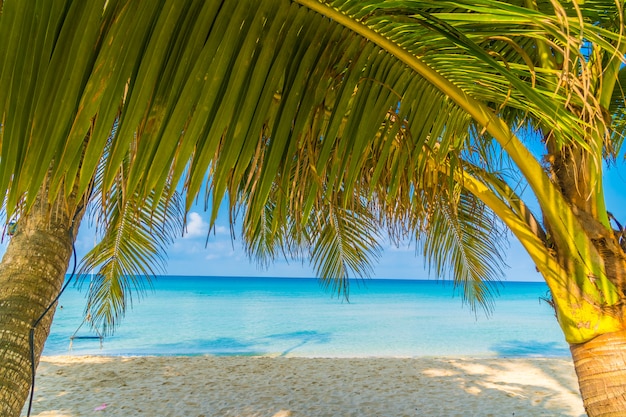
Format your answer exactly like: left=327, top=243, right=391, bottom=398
left=43, top=276, right=570, bottom=358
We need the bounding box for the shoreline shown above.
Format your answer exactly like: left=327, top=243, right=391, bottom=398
left=25, top=355, right=586, bottom=417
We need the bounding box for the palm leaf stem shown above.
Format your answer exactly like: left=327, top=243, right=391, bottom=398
left=461, top=171, right=621, bottom=343
left=467, top=165, right=547, bottom=243
left=596, top=8, right=626, bottom=110
left=522, top=0, right=557, bottom=72
left=583, top=17, right=626, bottom=229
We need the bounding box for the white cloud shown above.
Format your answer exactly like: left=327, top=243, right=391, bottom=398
left=214, top=225, right=229, bottom=235
left=183, top=212, right=209, bottom=238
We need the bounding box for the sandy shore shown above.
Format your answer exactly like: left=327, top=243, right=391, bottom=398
left=23, top=355, right=585, bottom=417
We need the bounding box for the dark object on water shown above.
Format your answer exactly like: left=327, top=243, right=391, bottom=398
left=69, top=313, right=104, bottom=349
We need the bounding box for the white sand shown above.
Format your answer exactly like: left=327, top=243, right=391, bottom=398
left=23, top=355, right=586, bottom=417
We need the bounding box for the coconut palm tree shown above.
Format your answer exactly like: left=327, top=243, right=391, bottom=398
left=1, top=1, right=625, bottom=416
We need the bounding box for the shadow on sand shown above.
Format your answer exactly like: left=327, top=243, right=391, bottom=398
left=490, top=339, right=570, bottom=357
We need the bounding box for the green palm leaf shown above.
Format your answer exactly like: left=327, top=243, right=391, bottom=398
left=243, top=185, right=383, bottom=298
left=306, top=199, right=383, bottom=297
left=419, top=190, right=506, bottom=311
left=77, top=150, right=183, bottom=334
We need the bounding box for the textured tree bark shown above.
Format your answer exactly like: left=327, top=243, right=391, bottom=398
left=570, top=330, right=626, bottom=417
left=0, top=190, right=83, bottom=417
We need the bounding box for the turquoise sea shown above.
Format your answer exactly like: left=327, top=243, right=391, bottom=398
left=43, top=276, right=569, bottom=358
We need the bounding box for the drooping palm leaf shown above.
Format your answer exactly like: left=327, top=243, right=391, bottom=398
left=419, top=189, right=506, bottom=311
left=242, top=181, right=384, bottom=299
left=77, top=148, right=183, bottom=334
left=307, top=202, right=383, bottom=297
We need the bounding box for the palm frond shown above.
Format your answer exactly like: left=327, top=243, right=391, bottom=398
left=307, top=201, right=383, bottom=298
left=243, top=182, right=383, bottom=299
left=242, top=188, right=291, bottom=269
left=77, top=175, right=183, bottom=335
left=419, top=189, right=506, bottom=312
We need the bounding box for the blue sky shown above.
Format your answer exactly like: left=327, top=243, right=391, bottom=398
left=70, top=205, right=472, bottom=280
left=151, top=209, right=542, bottom=281
left=150, top=210, right=541, bottom=281
left=150, top=160, right=626, bottom=281
left=1, top=162, right=625, bottom=283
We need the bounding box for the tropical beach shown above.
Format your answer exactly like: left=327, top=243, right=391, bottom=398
left=26, top=355, right=584, bottom=417
left=3, top=1, right=626, bottom=416
left=21, top=277, right=586, bottom=416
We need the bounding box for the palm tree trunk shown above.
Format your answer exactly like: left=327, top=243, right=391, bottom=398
left=0, top=189, right=83, bottom=417
left=570, top=330, right=626, bottom=416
